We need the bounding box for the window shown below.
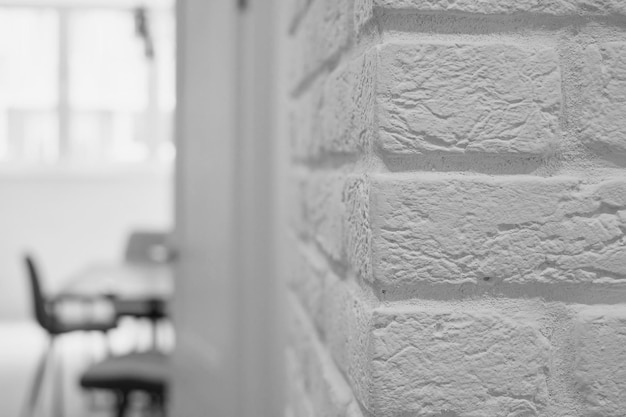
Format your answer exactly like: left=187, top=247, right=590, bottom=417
left=0, top=2, right=174, bottom=167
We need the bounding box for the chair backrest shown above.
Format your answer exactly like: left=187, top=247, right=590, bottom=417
left=24, top=254, right=50, bottom=331
left=124, top=230, right=172, bottom=264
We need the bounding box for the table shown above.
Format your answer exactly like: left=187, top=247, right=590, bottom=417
left=58, top=262, right=173, bottom=302
left=57, top=262, right=174, bottom=346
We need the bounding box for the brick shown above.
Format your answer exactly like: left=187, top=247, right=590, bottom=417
left=293, top=42, right=561, bottom=159
left=287, top=348, right=316, bottom=417
left=291, top=170, right=346, bottom=261
left=292, top=50, right=377, bottom=160
left=574, top=305, right=626, bottom=417
left=289, top=295, right=364, bottom=417
left=367, top=305, right=550, bottom=417
left=287, top=0, right=311, bottom=33
left=376, top=42, right=561, bottom=156
left=321, top=50, right=378, bottom=156
left=288, top=241, right=327, bottom=332
left=364, top=175, right=626, bottom=287
left=289, top=0, right=351, bottom=89
left=290, top=78, right=324, bottom=160
left=322, top=278, right=375, bottom=409
left=292, top=172, right=373, bottom=270
left=345, top=403, right=364, bottom=417
left=287, top=33, right=305, bottom=90
left=354, top=0, right=375, bottom=32
left=581, top=42, right=626, bottom=157
left=344, top=176, right=372, bottom=281
left=367, top=0, right=626, bottom=16
left=321, top=283, right=550, bottom=417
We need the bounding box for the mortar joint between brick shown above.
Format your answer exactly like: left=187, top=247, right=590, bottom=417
left=370, top=7, right=626, bottom=32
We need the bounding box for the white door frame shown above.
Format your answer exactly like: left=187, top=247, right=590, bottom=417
left=173, top=0, right=282, bottom=416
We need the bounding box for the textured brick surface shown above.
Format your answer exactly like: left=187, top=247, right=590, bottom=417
left=291, top=52, right=377, bottom=159
left=581, top=42, right=626, bottom=157
left=285, top=0, right=626, bottom=415
left=370, top=0, right=626, bottom=15
left=354, top=0, right=375, bottom=31
left=289, top=296, right=364, bottom=417
left=287, top=0, right=310, bottom=33
left=367, top=175, right=626, bottom=287
left=290, top=78, right=323, bottom=160
left=344, top=176, right=373, bottom=282
left=321, top=51, right=377, bottom=156
left=367, top=305, right=550, bottom=417
left=574, top=306, right=626, bottom=417
left=289, top=242, right=326, bottom=332
left=321, top=283, right=551, bottom=417
left=290, top=0, right=351, bottom=88
left=287, top=348, right=316, bottom=417
left=292, top=171, right=346, bottom=261
left=377, top=43, right=561, bottom=156
left=323, top=278, right=375, bottom=408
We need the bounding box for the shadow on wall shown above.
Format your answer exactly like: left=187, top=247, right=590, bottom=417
left=0, top=169, right=172, bottom=320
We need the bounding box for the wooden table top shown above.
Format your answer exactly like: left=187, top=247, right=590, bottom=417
left=58, top=262, right=173, bottom=301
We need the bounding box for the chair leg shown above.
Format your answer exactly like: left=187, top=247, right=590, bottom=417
left=159, top=393, right=167, bottom=417
left=19, top=345, right=51, bottom=417
left=116, top=391, right=129, bottom=417
left=52, top=341, right=65, bottom=417
left=148, top=392, right=164, bottom=417
left=86, top=332, right=99, bottom=412
left=151, top=319, right=158, bottom=349
left=102, top=328, right=113, bottom=357
left=131, top=318, right=144, bottom=352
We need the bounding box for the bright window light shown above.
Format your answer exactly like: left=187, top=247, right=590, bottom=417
left=0, top=4, right=174, bottom=167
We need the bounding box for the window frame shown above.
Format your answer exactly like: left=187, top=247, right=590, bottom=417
left=0, top=0, right=173, bottom=10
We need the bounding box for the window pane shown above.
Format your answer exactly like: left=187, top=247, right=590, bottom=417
left=68, top=9, right=174, bottom=164
left=0, top=8, right=59, bottom=162
left=69, top=10, right=147, bottom=110
left=153, top=10, right=175, bottom=112
left=0, top=7, right=174, bottom=166
left=152, top=10, right=175, bottom=161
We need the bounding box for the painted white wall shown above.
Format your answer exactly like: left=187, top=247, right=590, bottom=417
left=0, top=167, right=172, bottom=320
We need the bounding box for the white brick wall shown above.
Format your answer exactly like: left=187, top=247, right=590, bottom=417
left=368, top=305, right=550, bottom=416
left=367, top=175, right=626, bottom=288
left=364, top=0, right=626, bottom=17
left=582, top=42, right=626, bottom=157
left=573, top=305, right=626, bottom=417
left=376, top=43, right=561, bottom=156
left=284, top=0, right=626, bottom=416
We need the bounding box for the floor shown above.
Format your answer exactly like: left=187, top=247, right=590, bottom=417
left=0, top=319, right=172, bottom=417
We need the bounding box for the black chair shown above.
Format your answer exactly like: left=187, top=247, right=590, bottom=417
left=21, top=254, right=119, bottom=417
left=114, top=297, right=168, bottom=346
left=79, top=350, right=169, bottom=417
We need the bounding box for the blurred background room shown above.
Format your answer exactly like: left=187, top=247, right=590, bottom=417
left=0, top=0, right=282, bottom=416
left=0, top=0, right=175, bottom=415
